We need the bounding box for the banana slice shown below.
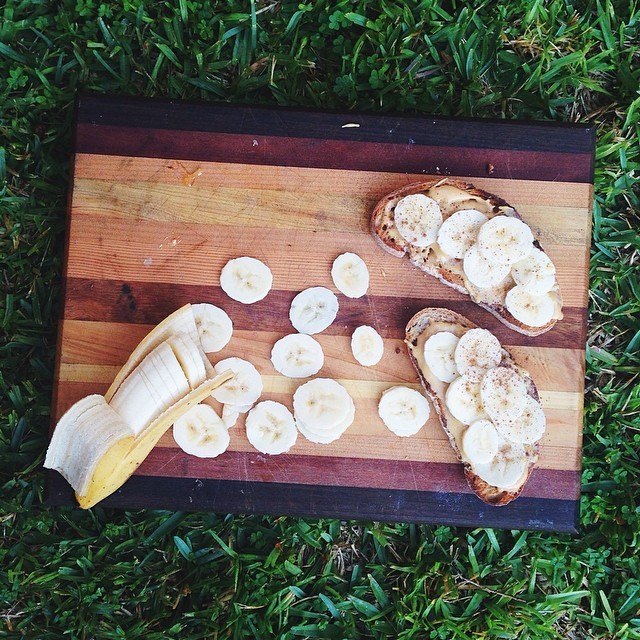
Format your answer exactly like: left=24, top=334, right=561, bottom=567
left=222, top=403, right=241, bottom=428
left=393, top=194, right=443, bottom=247
left=331, top=252, right=370, bottom=298
left=454, top=328, right=502, bottom=374
left=445, top=368, right=488, bottom=425
left=271, top=333, right=324, bottom=378
left=220, top=256, right=273, bottom=304
left=351, top=325, right=384, bottom=367
left=476, top=215, right=534, bottom=265
left=510, top=248, right=556, bottom=295
left=505, top=286, right=557, bottom=327
left=169, top=334, right=207, bottom=388
left=109, top=341, right=190, bottom=435
left=472, top=443, right=528, bottom=489
left=296, top=401, right=355, bottom=444
left=436, top=209, right=488, bottom=259
left=462, top=243, right=511, bottom=289
left=377, top=386, right=430, bottom=436
left=191, top=303, right=233, bottom=352
left=245, top=400, right=298, bottom=454
left=211, top=357, right=263, bottom=406
left=461, top=419, right=502, bottom=465
left=480, top=367, right=528, bottom=425
left=289, top=287, right=339, bottom=335
left=172, top=404, right=230, bottom=458
left=423, top=331, right=459, bottom=383
left=494, top=395, right=546, bottom=444
left=293, top=378, right=355, bottom=442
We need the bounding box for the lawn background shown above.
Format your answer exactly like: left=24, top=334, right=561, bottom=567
left=1, top=0, right=639, bottom=638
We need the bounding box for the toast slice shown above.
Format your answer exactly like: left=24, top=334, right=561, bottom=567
left=405, top=307, right=545, bottom=505
left=371, top=179, right=563, bottom=336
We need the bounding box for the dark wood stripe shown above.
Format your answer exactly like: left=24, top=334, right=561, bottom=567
left=135, top=448, right=580, bottom=501
left=75, top=124, right=593, bottom=184
left=45, top=470, right=579, bottom=532
left=62, top=277, right=587, bottom=350
left=76, top=94, right=595, bottom=157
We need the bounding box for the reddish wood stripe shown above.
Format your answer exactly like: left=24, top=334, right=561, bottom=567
left=75, top=124, right=593, bottom=183
left=136, top=448, right=580, bottom=501
left=62, top=277, right=586, bottom=349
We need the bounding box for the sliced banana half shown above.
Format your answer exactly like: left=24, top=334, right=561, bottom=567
left=331, top=252, right=370, bottom=299
left=445, top=369, right=488, bottom=425
left=480, top=367, right=528, bottom=425
left=168, top=334, right=207, bottom=388
left=289, top=287, right=339, bottom=335
left=476, top=215, right=534, bottom=265
left=454, top=328, right=502, bottom=374
left=436, top=209, right=488, bottom=259
left=393, top=194, right=443, bottom=247
left=461, top=419, right=502, bottom=466
left=271, top=333, right=324, bottom=378
left=211, top=357, right=263, bottom=406
left=109, top=341, right=190, bottom=435
left=505, top=285, right=558, bottom=327
left=510, top=247, right=556, bottom=295
left=351, top=325, right=384, bottom=367
left=293, top=378, right=355, bottom=443
left=245, top=400, right=298, bottom=454
left=494, top=395, right=546, bottom=444
left=423, top=331, right=459, bottom=383
left=173, top=403, right=230, bottom=458
left=378, top=386, right=431, bottom=436
left=191, top=303, right=233, bottom=352
left=220, top=256, right=273, bottom=304
left=472, top=442, right=528, bottom=489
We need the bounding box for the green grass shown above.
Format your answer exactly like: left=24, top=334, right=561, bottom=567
left=1, top=0, right=639, bottom=637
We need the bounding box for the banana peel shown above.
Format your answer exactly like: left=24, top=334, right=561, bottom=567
left=76, top=370, right=232, bottom=509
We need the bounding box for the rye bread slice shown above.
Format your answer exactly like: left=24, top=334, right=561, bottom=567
left=371, top=178, right=563, bottom=336
left=405, top=307, right=541, bottom=506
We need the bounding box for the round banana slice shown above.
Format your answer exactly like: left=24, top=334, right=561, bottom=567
left=173, top=404, right=230, bottom=458
left=423, top=331, right=459, bottom=383
left=293, top=378, right=355, bottom=435
left=296, top=401, right=355, bottom=444
left=494, top=395, right=546, bottom=444
left=462, top=244, right=511, bottom=289
left=462, top=419, right=502, bottom=465
left=454, top=328, right=502, bottom=374
left=436, top=209, right=488, bottom=259
left=480, top=367, right=528, bottom=425
left=378, top=386, right=431, bottom=436
left=472, top=443, right=528, bottom=489
left=505, top=285, right=557, bottom=327
left=211, top=357, right=263, bottom=406
left=220, top=256, right=273, bottom=304
left=351, top=325, right=384, bottom=367
left=289, top=287, right=339, bottom=335
left=245, top=400, right=298, bottom=454
left=393, top=194, right=443, bottom=247
left=271, top=333, right=324, bottom=378
left=445, top=369, right=488, bottom=425
left=331, top=252, right=370, bottom=299
left=191, top=303, right=233, bottom=352
left=510, top=247, right=556, bottom=295
left=476, top=215, right=534, bottom=265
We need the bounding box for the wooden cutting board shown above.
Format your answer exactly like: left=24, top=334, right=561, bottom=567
left=47, top=95, right=594, bottom=531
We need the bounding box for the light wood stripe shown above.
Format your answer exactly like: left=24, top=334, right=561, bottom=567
left=74, top=154, right=594, bottom=209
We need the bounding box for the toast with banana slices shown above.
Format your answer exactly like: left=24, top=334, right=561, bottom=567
left=405, top=307, right=546, bottom=505
left=371, top=179, right=563, bottom=336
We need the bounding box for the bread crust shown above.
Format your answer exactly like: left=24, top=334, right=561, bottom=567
left=372, top=179, right=562, bottom=337
left=405, top=307, right=540, bottom=506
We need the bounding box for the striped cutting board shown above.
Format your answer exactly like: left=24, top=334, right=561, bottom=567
left=47, top=95, right=594, bottom=531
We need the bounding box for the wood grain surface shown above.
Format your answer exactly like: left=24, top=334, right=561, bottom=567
left=46, top=96, right=594, bottom=531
